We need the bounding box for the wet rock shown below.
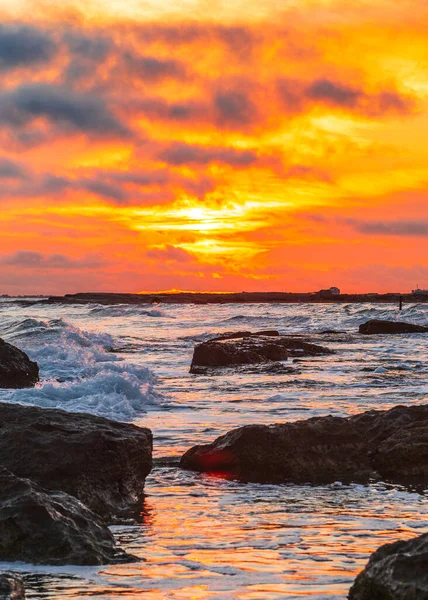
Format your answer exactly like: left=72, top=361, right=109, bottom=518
left=0, top=338, right=39, bottom=389
left=0, top=403, right=152, bottom=520
left=181, top=405, right=428, bottom=486
left=214, top=330, right=280, bottom=341
left=0, top=572, right=25, bottom=599
left=190, top=333, right=332, bottom=373
left=349, top=532, right=428, bottom=599
left=0, top=468, right=137, bottom=566
left=359, top=320, right=428, bottom=334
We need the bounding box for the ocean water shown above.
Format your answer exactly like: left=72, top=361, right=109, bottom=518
left=0, top=299, right=427, bottom=599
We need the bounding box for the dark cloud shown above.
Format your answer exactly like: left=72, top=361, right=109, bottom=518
left=2, top=251, right=106, bottom=269
left=131, top=97, right=203, bottom=121
left=81, top=179, right=127, bottom=202
left=346, top=219, right=428, bottom=237
left=0, top=84, right=130, bottom=137
left=0, top=158, right=27, bottom=180
left=214, top=90, right=257, bottom=126
left=277, top=77, right=413, bottom=117
left=64, top=32, right=113, bottom=61
left=0, top=25, right=56, bottom=71
left=124, top=52, right=186, bottom=81
left=159, top=142, right=257, bottom=166
left=276, top=78, right=303, bottom=112
left=147, top=245, right=194, bottom=262
left=110, top=170, right=170, bottom=186
left=306, top=79, right=361, bottom=107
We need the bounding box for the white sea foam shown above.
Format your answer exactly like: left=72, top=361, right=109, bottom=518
left=1, top=317, right=162, bottom=421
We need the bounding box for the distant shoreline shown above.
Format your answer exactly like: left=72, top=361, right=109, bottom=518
left=40, top=292, right=428, bottom=305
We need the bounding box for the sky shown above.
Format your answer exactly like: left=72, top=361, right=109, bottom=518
left=1, top=0, right=428, bottom=295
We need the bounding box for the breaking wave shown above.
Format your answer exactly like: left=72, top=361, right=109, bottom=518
left=0, top=317, right=162, bottom=421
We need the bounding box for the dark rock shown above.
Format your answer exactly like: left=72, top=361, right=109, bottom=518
left=0, top=403, right=152, bottom=520
left=0, top=339, right=39, bottom=389
left=0, top=468, right=137, bottom=566
left=190, top=334, right=332, bottom=373
left=0, top=572, right=25, bottom=600
left=213, top=330, right=280, bottom=341
left=180, top=405, right=428, bottom=486
left=359, top=320, right=428, bottom=334
left=349, top=532, right=428, bottom=599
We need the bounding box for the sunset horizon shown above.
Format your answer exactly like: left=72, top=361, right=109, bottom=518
left=1, top=0, right=428, bottom=295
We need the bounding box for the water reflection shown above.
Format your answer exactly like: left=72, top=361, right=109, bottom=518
left=0, top=301, right=427, bottom=598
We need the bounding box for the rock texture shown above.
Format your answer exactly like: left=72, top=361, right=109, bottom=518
left=0, top=468, right=136, bottom=566
left=0, top=572, right=25, bottom=600
left=190, top=332, right=333, bottom=373
left=181, top=405, right=428, bottom=486
left=359, top=320, right=428, bottom=334
left=0, top=403, right=152, bottom=520
left=349, top=532, right=428, bottom=599
left=0, top=338, right=39, bottom=389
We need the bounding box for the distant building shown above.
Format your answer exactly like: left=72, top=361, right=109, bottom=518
left=317, top=286, right=341, bottom=298
left=412, top=286, right=428, bottom=295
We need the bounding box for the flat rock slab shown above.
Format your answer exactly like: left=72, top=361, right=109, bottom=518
left=0, top=468, right=137, bottom=566
left=0, top=572, right=25, bottom=600
left=190, top=332, right=333, bottom=373
left=359, top=319, right=428, bottom=334
left=349, top=532, right=428, bottom=599
left=0, top=338, right=39, bottom=389
left=0, top=403, right=152, bottom=521
left=181, top=405, right=428, bottom=486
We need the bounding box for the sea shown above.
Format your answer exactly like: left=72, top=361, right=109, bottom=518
left=0, top=299, right=427, bottom=599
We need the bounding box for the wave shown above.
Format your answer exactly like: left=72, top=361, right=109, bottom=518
left=0, top=318, right=162, bottom=421
left=88, top=304, right=170, bottom=318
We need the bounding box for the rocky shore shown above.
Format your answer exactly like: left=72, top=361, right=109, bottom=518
left=190, top=331, right=333, bottom=373
left=181, top=404, right=428, bottom=487
left=1, top=322, right=428, bottom=598
left=349, top=532, right=428, bottom=599
left=42, top=291, right=428, bottom=305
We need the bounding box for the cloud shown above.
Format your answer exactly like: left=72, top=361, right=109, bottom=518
left=346, top=219, right=428, bottom=237
left=0, top=25, right=56, bottom=71
left=214, top=90, right=257, bottom=127
left=64, top=31, right=113, bottom=61
left=0, top=158, right=27, bottom=180
left=277, top=77, right=413, bottom=117
left=123, top=52, right=187, bottom=81
left=0, top=84, right=130, bottom=137
left=1, top=251, right=106, bottom=269
left=147, top=245, right=194, bottom=262
left=130, top=97, right=204, bottom=122
left=306, top=79, right=360, bottom=107
left=159, top=142, right=257, bottom=166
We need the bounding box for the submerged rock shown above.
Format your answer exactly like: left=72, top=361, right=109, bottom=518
left=0, top=338, right=39, bottom=389
left=349, top=532, right=428, bottom=599
left=359, top=319, right=428, bottom=334
left=181, top=405, right=428, bottom=486
left=0, top=468, right=137, bottom=566
left=0, top=403, right=152, bottom=520
left=0, top=572, right=25, bottom=600
left=190, top=332, right=333, bottom=373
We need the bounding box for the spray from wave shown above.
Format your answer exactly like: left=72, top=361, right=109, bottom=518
left=0, top=318, right=162, bottom=421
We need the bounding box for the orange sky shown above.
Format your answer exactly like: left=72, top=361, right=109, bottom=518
left=1, top=0, right=428, bottom=294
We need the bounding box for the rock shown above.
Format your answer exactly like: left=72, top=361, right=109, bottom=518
left=190, top=333, right=332, bottom=373
left=0, top=403, right=152, bottom=520
left=0, top=339, right=39, bottom=389
left=359, top=320, right=428, bottom=334
left=0, top=572, right=25, bottom=600
left=0, top=467, right=137, bottom=566
left=214, top=330, right=280, bottom=341
left=349, top=532, right=428, bottom=599
left=180, top=405, right=428, bottom=486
